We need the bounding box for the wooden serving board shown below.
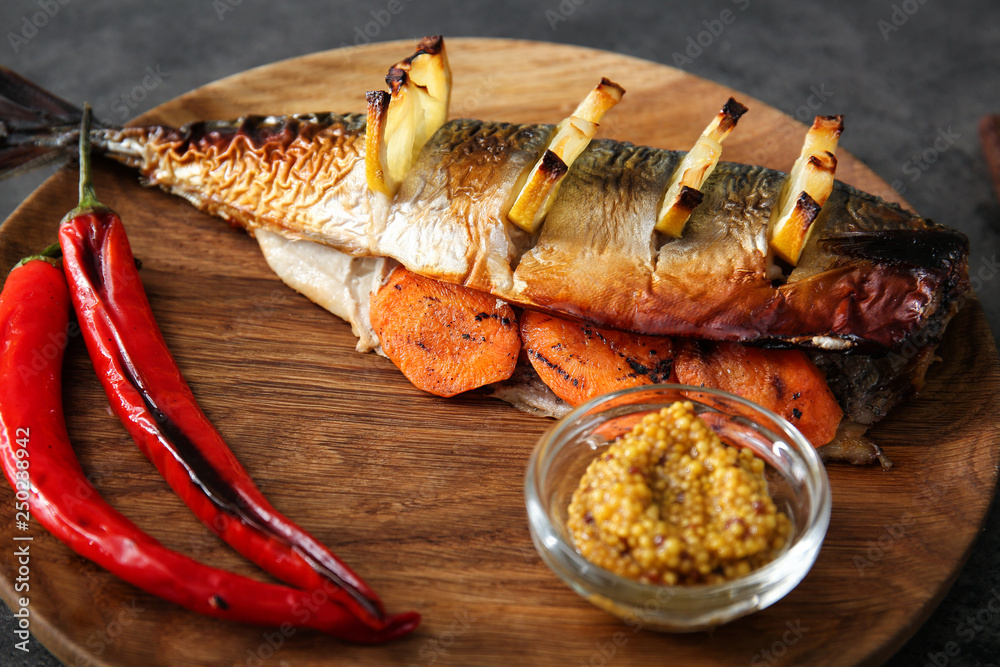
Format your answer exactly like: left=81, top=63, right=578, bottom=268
left=1, top=38, right=998, bottom=667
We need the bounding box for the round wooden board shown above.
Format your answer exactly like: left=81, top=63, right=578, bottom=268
left=0, top=38, right=998, bottom=667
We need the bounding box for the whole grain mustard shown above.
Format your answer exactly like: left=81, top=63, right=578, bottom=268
left=567, top=401, right=791, bottom=585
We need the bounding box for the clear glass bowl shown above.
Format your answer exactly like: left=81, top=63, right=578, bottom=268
left=524, top=385, right=832, bottom=632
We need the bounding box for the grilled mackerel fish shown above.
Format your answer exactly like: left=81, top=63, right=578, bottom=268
left=0, top=37, right=969, bottom=448
left=90, top=112, right=967, bottom=352
left=0, top=38, right=968, bottom=352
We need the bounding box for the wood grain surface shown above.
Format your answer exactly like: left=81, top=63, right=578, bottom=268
left=0, top=38, right=998, bottom=667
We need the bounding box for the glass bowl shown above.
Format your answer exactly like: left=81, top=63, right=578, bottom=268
left=524, top=384, right=831, bottom=633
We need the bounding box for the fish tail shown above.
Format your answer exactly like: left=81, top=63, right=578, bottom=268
left=0, top=66, right=88, bottom=179
left=0, top=67, right=158, bottom=179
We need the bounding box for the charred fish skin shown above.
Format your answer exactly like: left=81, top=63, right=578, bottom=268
left=510, top=151, right=969, bottom=350
left=790, top=181, right=969, bottom=332
left=382, top=119, right=555, bottom=293
left=87, top=113, right=969, bottom=351
left=102, top=112, right=376, bottom=255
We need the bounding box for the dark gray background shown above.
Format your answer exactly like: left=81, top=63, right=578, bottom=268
left=0, top=1, right=998, bottom=665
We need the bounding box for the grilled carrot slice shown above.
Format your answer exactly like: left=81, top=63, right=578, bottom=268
left=674, top=341, right=843, bottom=446
left=370, top=266, right=520, bottom=397
left=520, top=310, right=675, bottom=406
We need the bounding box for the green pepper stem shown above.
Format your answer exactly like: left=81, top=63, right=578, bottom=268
left=12, top=242, right=62, bottom=271
left=78, top=103, right=100, bottom=210
left=61, top=102, right=111, bottom=224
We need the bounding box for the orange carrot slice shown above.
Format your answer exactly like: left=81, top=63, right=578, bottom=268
left=674, top=341, right=843, bottom=446
left=369, top=266, right=520, bottom=397
left=519, top=310, right=675, bottom=406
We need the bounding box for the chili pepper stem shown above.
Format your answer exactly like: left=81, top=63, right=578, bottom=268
left=11, top=242, right=61, bottom=271
left=62, top=103, right=109, bottom=222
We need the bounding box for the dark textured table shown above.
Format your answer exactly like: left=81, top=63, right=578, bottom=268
left=1, top=1, right=998, bottom=665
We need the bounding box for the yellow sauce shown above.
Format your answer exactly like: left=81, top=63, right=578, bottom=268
left=567, top=401, right=791, bottom=585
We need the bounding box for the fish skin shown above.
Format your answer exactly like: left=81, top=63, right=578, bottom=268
left=512, top=143, right=968, bottom=349
left=382, top=119, right=553, bottom=293
left=99, top=112, right=968, bottom=351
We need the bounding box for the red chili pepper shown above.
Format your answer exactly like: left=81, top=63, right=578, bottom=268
left=57, top=105, right=415, bottom=633
left=0, top=251, right=418, bottom=642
